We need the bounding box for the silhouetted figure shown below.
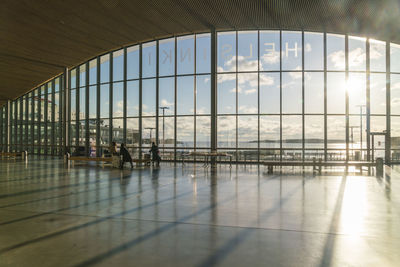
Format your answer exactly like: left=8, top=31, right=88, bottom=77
left=149, top=142, right=161, bottom=166
left=120, top=143, right=133, bottom=169
left=110, top=141, right=118, bottom=155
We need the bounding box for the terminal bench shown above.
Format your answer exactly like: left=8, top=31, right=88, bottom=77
left=0, top=151, right=27, bottom=159
left=263, top=160, right=377, bottom=174
left=67, top=155, right=151, bottom=167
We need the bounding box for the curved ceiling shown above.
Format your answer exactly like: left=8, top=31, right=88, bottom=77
left=1, top=0, right=400, bottom=106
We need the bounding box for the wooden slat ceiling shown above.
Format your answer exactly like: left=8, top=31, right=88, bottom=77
left=1, top=0, right=400, bottom=106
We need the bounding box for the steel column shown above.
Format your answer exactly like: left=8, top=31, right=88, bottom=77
left=386, top=41, right=391, bottom=163
left=210, top=28, right=217, bottom=158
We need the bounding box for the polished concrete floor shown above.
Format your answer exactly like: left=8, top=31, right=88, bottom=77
left=0, top=157, right=399, bottom=267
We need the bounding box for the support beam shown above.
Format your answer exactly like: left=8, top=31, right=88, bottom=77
left=210, top=28, right=217, bottom=159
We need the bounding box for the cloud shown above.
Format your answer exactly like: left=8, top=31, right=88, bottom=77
left=349, top=47, right=366, bottom=67
left=328, top=49, right=345, bottom=69
left=328, top=47, right=368, bottom=69
left=259, top=75, right=274, bottom=86
left=230, top=87, right=242, bottom=93
left=261, top=51, right=279, bottom=67
left=238, top=106, right=258, bottom=113
left=218, top=74, right=235, bottom=83
left=160, top=99, right=173, bottom=107
left=244, top=89, right=257, bottom=95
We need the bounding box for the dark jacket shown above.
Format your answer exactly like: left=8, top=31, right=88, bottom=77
left=120, top=146, right=132, bottom=162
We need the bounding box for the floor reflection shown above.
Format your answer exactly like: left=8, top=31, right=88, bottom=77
left=0, top=158, right=399, bottom=266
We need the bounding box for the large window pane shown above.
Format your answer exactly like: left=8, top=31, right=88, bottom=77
left=142, top=79, right=156, bottom=116
left=70, top=69, right=77, bottom=89
left=282, top=31, right=302, bottom=71
left=126, top=118, right=139, bottom=147
left=217, top=116, right=236, bottom=148
left=127, top=45, right=139, bottom=80
left=70, top=89, right=76, bottom=120
left=177, top=35, right=194, bottom=75
left=391, top=74, right=400, bottom=115
left=391, top=43, right=400, bottom=73
left=260, top=73, right=279, bottom=114
left=196, top=75, right=210, bottom=115
left=100, top=54, right=110, bottom=83
left=217, top=32, right=236, bottom=72
left=196, top=33, right=210, bottom=74
left=100, top=84, right=109, bottom=118
left=282, top=72, right=302, bottom=113
left=282, top=116, right=302, bottom=148
left=238, top=73, right=258, bottom=114
left=327, top=34, right=345, bottom=71
left=79, top=87, right=85, bottom=120
left=305, top=116, right=324, bottom=148
left=349, top=36, right=366, bottom=71
left=158, top=116, right=174, bottom=148
left=89, top=59, right=97, bottom=85
left=259, top=30, right=280, bottom=71
left=238, top=31, right=258, bottom=72
left=196, top=116, right=210, bottom=148
left=177, top=116, right=194, bottom=148
left=370, top=39, right=386, bottom=72
left=159, top=77, right=174, bottom=116
left=349, top=115, right=367, bottom=151
left=159, top=38, right=175, bottom=77
left=305, top=72, right=324, bottom=113
left=79, top=64, right=86, bottom=87
left=177, top=76, right=194, bottom=115
left=327, top=116, right=345, bottom=149
left=113, top=49, right=124, bottom=82
left=327, top=72, right=346, bottom=114
left=348, top=73, right=366, bottom=114
left=370, top=73, right=386, bottom=115
left=112, top=119, right=124, bottom=144
left=238, top=116, right=258, bottom=148
left=142, top=117, right=156, bottom=146
left=260, top=115, right=280, bottom=149
left=217, top=74, right=236, bottom=114
left=371, top=116, right=386, bottom=132
left=113, top=82, right=123, bottom=117
left=142, top=41, right=156, bottom=78
left=127, top=80, right=139, bottom=117
left=304, top=32, right=323, bottom=70
left=89, top=85, right=97, bottom=119
left=99, top=119, right=110, bottom=147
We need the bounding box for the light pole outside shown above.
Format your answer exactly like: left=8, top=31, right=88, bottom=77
left=144, top=127, right=155, bottom=144
left=159, top=106, right=169, bottom=154
left=356, top=104, right=366, bottom=159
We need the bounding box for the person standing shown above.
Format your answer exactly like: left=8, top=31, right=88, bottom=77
left=120, top=143, right=133, bottom=169
left=149, top=142, right=160, bottom=166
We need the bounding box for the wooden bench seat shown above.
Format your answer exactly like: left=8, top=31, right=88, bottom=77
left=0, top=151, right=27, bottom=159
left=68, top=156, right=113, bottom=162
left=132, top=158, right=151, bottom=166
left=263, top=160, right=376, bottom=174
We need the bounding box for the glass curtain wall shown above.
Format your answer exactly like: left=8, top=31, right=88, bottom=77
left=0, top=74, right=63, bottom=155
left=1, top=30, right=400, bottom=162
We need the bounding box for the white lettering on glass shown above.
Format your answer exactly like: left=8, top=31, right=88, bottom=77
left=244, top=44, right=253, bottom=59
left=162, top=49, right=172, bottom=64
left=221, top=44, right=233, bottom=60
left=264, top=43, right=275, bottom=54
left=285, top=42, right=298, bottom=58
left=180, top=48, right=191, bottom=62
